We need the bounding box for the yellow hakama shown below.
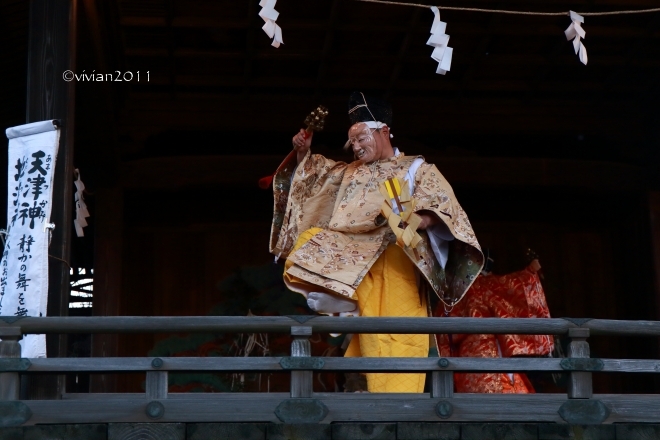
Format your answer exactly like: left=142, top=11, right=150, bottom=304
left=285, top=228, right=428, bottom=393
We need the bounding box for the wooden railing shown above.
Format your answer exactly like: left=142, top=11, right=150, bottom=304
left=0, top=316, right=659, bottom=426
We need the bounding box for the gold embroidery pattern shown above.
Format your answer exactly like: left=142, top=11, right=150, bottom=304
left=413, top=163, right=480, bottom=249
left=273, top=151, right=483, bottom=307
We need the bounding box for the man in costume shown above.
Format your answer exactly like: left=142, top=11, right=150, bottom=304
left=269, top=92, right=484, bottom=392
left=436, top=255, right=554, bottom=393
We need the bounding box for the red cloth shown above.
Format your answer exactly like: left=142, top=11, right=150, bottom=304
left=436, top=266, right=554, bottom=393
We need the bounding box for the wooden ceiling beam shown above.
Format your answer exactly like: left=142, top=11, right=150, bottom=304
left=243, top=0, right=258, bottom=95
left=125, top=74, right=657, bottom=95
left=166, top=0, right=175, bottom=98
left=384, top=8, right=422, bottom=100
left=119, top=17, right=658, bottom=39
left=603, top=13, right=660, bottom=87
left=123, top=48, right=660, bottom=68
left=523, top=38, right=567, bottom=104
left=314, top=0, right=342, bottom=100
left=523, top=2, right=591, bottom=104
left=457, top=6, right=504, bottom=105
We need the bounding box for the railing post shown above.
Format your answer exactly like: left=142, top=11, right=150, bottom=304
left=146, top=358, right=168, bottom=400
left=0, top=328, right=23, bottom=400
left=567, top=327, right=592, bottom=399
left=290, top=326, right=312, bottom=398
left=431, top=373, right=453, bottom=398
left=431, top=358, right=453, bottom=398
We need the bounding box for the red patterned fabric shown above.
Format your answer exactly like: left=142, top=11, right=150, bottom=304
left=436, top=265, right=554, bottom=393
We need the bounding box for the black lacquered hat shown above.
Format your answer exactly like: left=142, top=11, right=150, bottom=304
left=347, top=91, right=392, bottom=126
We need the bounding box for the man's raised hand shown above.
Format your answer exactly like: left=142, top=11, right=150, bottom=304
left=293, top=129, right=313, bottom=164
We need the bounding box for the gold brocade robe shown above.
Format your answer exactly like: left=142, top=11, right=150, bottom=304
left=269, top=150, right=484, bottom=308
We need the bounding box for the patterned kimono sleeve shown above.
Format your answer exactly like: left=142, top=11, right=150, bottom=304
left=412, top=162, right=480, bottom=249
left=270, top=150, right=346, bottom=258
left=410, top=162, right=484, bottom=308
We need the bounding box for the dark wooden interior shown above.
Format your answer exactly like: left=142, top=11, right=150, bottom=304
left=1, top=0, right=659, bottom=394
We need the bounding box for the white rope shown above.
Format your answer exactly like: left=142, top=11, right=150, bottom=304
left=352, top=0, right=660, bottom=17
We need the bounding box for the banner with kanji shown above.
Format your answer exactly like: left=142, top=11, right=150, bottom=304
left=1, top=120, right=60, bottom=358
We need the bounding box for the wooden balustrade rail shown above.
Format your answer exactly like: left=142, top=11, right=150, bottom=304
left=1, top=356, right=658, bottom=373
left=0, top=316, right=660, bottom=335
left=0, top=316, right=659, bottom=426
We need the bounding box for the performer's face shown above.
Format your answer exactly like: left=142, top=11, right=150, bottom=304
left=347, top=123, right=382, bottom=163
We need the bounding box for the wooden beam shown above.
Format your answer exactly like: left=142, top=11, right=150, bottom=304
left=384, top=8, right=422, bottom=100
left=81, top=0, right=107, bottom=74
left=290, top=326, right=313, bottom=398
left=0, top=334, right=22, bottom=400
left=19, top=356, right=660, bottom=373
left=649, top=192, right=660, bottom=323
left=122, top=48, right=660, bottom=68
left=603, top=13, right=660, bottom=88
left=523, top=37, right=567, bottom=104
left=118, top=16, right=660, bottom=39
left=11, top=394, right=660, bottom=424
left=457, top=5, right=504, bottom=105
left=6, top=316, right=660, bottom=336
left=243, top=0, right=258, bottom=95
left=166, top=0, right=175, bottom=98
left=314, top=0, right=342, bottom=99
left=25, top=0, right=78, bottom=399
left=124, top=74, right=659, bottom=94
left=76, top=0, right=125, bottom=394
left=89, top=187, right=123, bottom=393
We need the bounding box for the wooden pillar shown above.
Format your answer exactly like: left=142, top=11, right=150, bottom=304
left=90, top=187, right=123, bottom=392
left=146, top=358, right=168, bottom=400
left=25, top=0, right=78, bottom=399
left=567, top=328, right=592, bottom=399
left=431, top=360, right=454, bottom=399
left=649, top=192, right=660, bottom=365
left=290, top=326, right=313, bottom=398
left=76, top=0, right=124, bottom=393
left=650, top=192, right=660, bottom=321
left=0, top=329, right=23, bottom=401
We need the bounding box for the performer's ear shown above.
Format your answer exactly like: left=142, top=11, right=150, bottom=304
left=380, top=126, right=390, bottom=137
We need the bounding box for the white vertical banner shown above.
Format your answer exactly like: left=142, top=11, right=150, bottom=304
left=1, top=120, right=60, bottom=358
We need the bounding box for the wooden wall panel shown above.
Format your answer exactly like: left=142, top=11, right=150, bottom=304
left=117, top=222, right=272, bottom=392
left=472, top=223, right=618, bottom=319
left=650, top=192, right=660, bottom=335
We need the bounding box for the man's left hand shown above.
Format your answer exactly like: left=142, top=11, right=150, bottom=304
left=416, top=210, right=440, bottom=230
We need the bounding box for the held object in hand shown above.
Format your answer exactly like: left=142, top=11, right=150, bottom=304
left=258, top=105, right=329, bottom=189
left=302, top=105, right=329, bottom=139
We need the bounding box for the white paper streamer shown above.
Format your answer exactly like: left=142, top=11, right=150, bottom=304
left=565, top=10, right=588, bottom=65
left=259, top=0, right=284, bottom=48
left=427, top=6, right=453, bottom=75
left=1, top=120, right=60, bottom=358
left=73, top=169, right=90, bottom=238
